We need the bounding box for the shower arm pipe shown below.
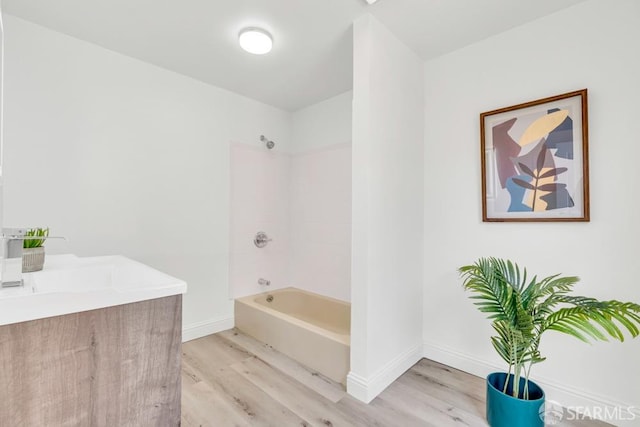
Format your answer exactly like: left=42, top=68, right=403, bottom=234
left=260, top=135, right=275, bottom=149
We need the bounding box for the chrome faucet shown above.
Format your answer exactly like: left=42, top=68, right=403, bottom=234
left=1, top=228, right=65, bottom=288
left=1, top=228, right=27, bottom=287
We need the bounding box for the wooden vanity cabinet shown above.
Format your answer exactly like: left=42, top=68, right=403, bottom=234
left=0, top=295, right=182, bottom=426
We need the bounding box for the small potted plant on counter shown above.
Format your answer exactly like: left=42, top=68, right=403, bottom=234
left=22, top=227, right=49, bottom=272
left=459, top=257, right=640, bottom=427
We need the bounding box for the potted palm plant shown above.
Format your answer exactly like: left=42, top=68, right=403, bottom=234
left=22, top=227, right=49, bottom=272
left=459, top=257, right=640, bottom=427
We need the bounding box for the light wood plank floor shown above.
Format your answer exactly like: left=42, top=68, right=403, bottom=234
left=181, top=329, right=610, bottom=427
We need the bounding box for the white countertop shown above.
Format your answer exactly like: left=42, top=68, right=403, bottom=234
left=0, top=254, right=187, bottom=326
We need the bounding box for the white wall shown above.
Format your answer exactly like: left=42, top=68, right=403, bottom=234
left=291, top=91, right=352, bottom=153
left=0, top=7, right=5, bottom=234
left=349, top=14, right=424, bottom=403
left=422, top=0, right=640, bottom=422
left=2, top=15, right=291, bottom=340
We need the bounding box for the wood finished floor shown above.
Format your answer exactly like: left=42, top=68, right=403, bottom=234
left=181, top=329, right=610, bottom=427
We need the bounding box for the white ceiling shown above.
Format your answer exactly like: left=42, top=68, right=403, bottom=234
left=2, top=0, right=587, bottom=111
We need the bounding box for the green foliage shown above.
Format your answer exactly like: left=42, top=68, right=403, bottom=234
left=23, top=228, right=49, bottom=249
left=459, top=257, right=640, bottom=399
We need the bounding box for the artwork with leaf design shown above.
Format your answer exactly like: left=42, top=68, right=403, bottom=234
left=480, top=89, right=589, bottom=222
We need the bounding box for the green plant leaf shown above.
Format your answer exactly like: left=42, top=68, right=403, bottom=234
left=23, top=227, right=49, bottom=248
left=460, top=257, right=640, bottom=392
left=491, top=336, right=513, bottom=365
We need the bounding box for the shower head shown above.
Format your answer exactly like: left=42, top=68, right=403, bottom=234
left=260, top=135, right=275, bottom=150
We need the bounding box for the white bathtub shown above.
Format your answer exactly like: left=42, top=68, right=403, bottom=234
left=235, top=287, right=350, bottom=384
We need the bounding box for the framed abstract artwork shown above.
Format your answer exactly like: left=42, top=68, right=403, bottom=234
left=480, top=89, right=589, bottom=222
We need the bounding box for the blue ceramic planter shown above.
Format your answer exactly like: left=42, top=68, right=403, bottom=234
left=486, top=372, right=545, bottom=427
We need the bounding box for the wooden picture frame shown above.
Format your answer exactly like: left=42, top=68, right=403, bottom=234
left=480, top=89, right=589, bottom=222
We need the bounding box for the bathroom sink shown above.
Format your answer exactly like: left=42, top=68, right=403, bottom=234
left=0, top=254, right=187, bottom=326
left=32, top=265, right=113, bottom=293
left=30, top=256, right=183, bottom=293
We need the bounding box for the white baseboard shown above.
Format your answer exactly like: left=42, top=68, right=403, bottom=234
left=347, top=343, right=423, bottom=403
left=182, top=317, right=234, bottom=342
left=346, top=372, right=370, bottom=403
left=423, top=341, right=640, bottom=427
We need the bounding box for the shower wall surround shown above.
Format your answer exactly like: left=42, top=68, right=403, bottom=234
left=289, top=144, right=351, bottom=302
left=229, top=143, right=291, bottom=299
left=229, top=142, right=352, bottom=301
left=230, top=92, right=352, bottom=301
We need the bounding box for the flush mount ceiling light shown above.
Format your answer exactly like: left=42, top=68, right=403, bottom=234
left=238, top=27, right=273, bottom=55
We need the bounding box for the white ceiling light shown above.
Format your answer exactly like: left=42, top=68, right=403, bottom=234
left=238, top=28, right=273, bottom=55
left=365, top=0, right=379, bottom=4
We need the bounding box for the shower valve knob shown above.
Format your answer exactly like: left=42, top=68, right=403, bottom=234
left=254, top=231, right=272, bottom=248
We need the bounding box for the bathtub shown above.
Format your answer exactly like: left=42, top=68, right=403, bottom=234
left=235, top=287, right=350, bottom=384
